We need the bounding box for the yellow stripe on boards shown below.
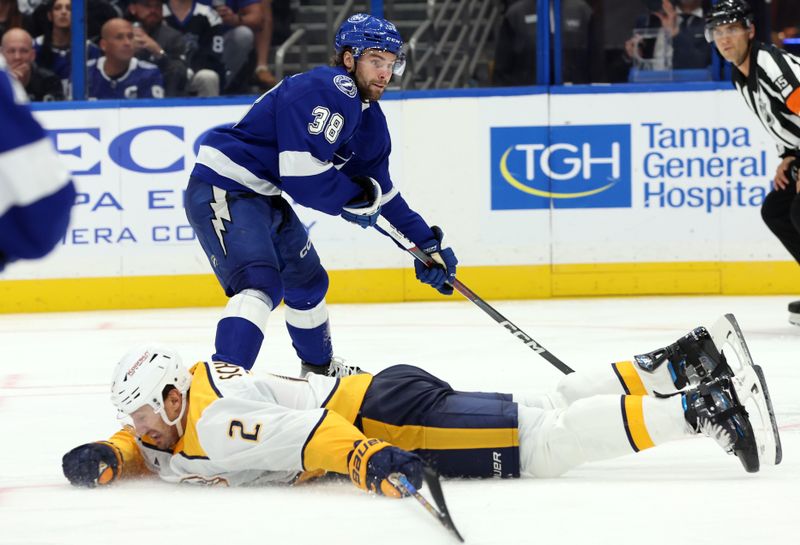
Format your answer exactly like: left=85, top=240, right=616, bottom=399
left=0, top=260, right=796, bottom=313
left=614, top=361, right=648, bottom=396
left=361, top=417, right=519, bottom=451
left=623, top=396, right=655, bottom=452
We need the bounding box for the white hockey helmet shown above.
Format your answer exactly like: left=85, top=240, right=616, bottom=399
left=110, top=345, right=191, bottom=426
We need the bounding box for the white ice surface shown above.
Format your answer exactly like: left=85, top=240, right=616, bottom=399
left=0, top=296, right=797, bottom=545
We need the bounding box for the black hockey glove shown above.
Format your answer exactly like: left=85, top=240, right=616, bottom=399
left=341, top=176, right=382, bottom=228
left=347, top=438, right=423, bottom=498
left=414, top=226, right=458, bottom=295
left=62, top=442, right=120, bottom=488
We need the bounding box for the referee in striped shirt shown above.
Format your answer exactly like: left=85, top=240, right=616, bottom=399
left=706, top=0, right=800, bottom=326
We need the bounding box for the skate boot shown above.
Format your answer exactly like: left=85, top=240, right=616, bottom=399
left=683, top=375, right=759, bottom=473
left=634, top=327, right=731, bottom=390
left=789, top=300, right=800, bottom=326
left=301, top=357, right=366, bottom=378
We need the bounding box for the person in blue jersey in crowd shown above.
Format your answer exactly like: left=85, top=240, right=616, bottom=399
left=185, top=14, right=459, bottom=377
left=0, top=56, right=75, bottom=271
left=88, top=18, right=164, bottom=100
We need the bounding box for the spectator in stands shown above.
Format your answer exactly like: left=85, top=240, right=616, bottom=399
left=164, top=0, right=225, bottom=96
left=18, top=1, right=45, bottom=16
left=34, top=0, right=102, bottom=98
left=1, top=27, right=62, bottom=100
left=625, top=0, right=710, bottom=73
left=253, top=0, right=275, bottom=89
left=0, top=0, right=34, bottom=40
left=772, top=0, right=800, bottom=48
left=88, top=18, right=164, bottom=99
left=128, top=0, right=189, bottom=96
left=493, top=0, right=593, bottom=86
left=252, top=0, right=291, bottom=90
left=595, top=0, right=642, bottom=82
left=208, top=0, right=263, bottom=93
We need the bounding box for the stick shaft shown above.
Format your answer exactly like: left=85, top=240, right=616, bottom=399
left=375, top=216, right=574, bottom=374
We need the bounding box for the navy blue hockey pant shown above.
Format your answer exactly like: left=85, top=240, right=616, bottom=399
left=358, top=365, right=521, bottom=478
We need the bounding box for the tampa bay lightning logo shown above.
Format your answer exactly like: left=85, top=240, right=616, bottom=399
left=334, top=74, right=357, bottom=98
left=348, top=13, right=369, bottom=23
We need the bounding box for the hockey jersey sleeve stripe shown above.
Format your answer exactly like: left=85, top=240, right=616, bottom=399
left=380, top=185, right=399, bottom=205
left=0, top=137, right=71, bottom=217
left=611, top=361, right=647, bottom=396
left=174, top=363, right=223, bottom=459
left=321, top=373, right=373, bottom=424
left=360, top=417, right=519, bottom=451
left=278, top=150, right=334, bottom=177
left=787, top=88, right=800, bottom=115
left=195, top=145, right=281, bottom=195
left=768, top=48, right=800, bottom=98
left=620, top=396, right=655, bottom=452
left=302, top=409, right=369, bottom=474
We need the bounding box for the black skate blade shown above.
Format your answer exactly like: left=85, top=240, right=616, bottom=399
left=753, top=364, right=783, bottom=465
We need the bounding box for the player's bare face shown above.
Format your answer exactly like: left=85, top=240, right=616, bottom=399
left=353, top=50, right=396, bottom=101
left=712, top=23, right=752, bottom=66
left=130, top=406, right=180, bottom=450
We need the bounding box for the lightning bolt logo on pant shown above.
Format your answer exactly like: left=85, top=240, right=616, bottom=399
left=210, top=186, right=231, bottom=256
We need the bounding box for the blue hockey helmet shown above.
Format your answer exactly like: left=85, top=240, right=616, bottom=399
left=704, top=0, right=754, bottom=42
left=334, top=13, right=406, bottom=76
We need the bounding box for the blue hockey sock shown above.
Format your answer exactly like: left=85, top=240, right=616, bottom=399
left=285, top=300, right=332, bottom=365
left=213, top=289, right=272, bottom=370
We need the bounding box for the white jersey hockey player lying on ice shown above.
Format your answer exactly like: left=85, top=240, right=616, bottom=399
left=62, top=316, right=781, bottom=494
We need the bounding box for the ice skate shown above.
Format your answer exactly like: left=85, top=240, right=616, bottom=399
left=788, top=300, right=800, bottom=327
left=684, top=375, right=759, bottom=472
left=301, top=357, right=366, bottom=378
left=634, top=326, right=731, bottom=389
left=707, top=314, right=783, bottom=467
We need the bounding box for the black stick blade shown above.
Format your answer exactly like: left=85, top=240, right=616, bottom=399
left=423, top=467, right=465, bottom=543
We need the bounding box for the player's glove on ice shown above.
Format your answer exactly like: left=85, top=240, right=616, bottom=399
left=414, top=226, right=458, bottom=295
left=341, top=176, right=382, bottom=228
left=62, top=442, right=120, bottom=487
left=347, top=438, right=423, bottom=498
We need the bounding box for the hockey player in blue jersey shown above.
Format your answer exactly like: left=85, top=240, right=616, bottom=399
left=185, top=13, right=458, bottom=376
left=0, top=56, right=75, bottom=271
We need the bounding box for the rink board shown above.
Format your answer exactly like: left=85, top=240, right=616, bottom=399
left=1, top=87, right=797, bottom=312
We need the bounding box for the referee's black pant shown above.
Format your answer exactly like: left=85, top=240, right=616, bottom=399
left=761, top=183, right=800, bottom=264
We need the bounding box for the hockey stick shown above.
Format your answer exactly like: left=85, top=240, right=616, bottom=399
left=388, top=468, right=464, bottom=543
left=375, top=216, right=574, bottom=375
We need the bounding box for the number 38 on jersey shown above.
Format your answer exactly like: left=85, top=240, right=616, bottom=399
left=308, top=106, right=345, bottom=144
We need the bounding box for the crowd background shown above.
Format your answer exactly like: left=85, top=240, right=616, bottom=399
left=0, top=0, right=795, bottom=101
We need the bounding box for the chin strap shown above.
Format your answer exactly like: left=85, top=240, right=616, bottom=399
left=159, top=393, right=188, bottom=436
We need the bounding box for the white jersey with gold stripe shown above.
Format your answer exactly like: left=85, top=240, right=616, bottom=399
left=127, top=361, right=372, bottom=486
